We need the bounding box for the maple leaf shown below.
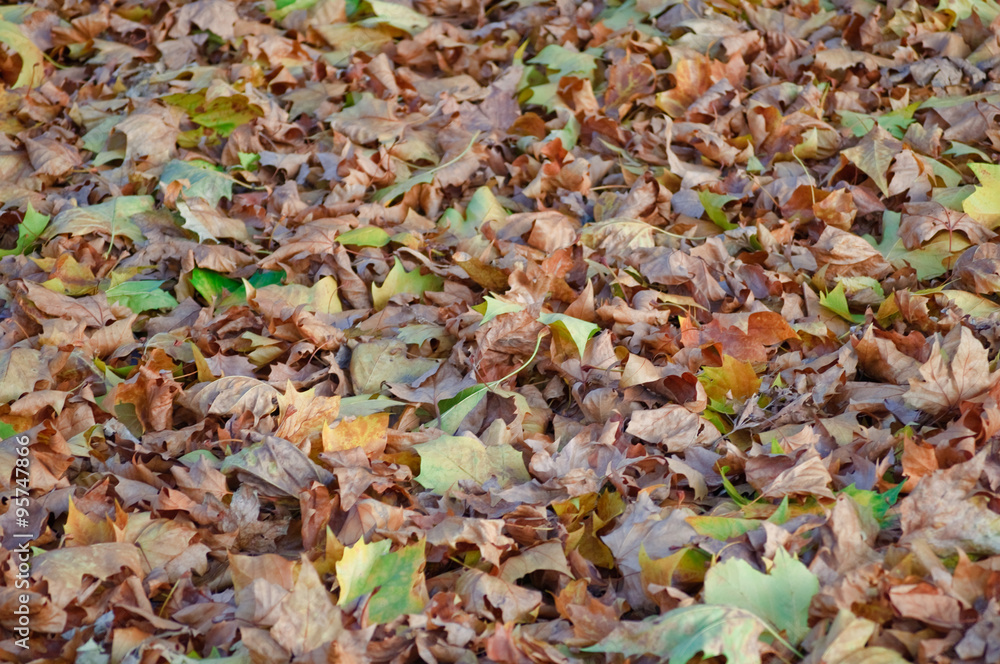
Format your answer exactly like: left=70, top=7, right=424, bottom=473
left=904, top=326, right=991, bottom=416
left=336, top=538, right=427, bottom=623
left=413, top=434, right=530, bottom=494
left=841, top=126, right=899, bottom=197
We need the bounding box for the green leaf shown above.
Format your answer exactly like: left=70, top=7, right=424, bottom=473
left=944, top=141, right=992, bottom=161
left=237, top=152, right=260, bottom=171
left=0, top=421, right=17, bottom=438
left=964, top=163, right=1000, bottom=227
left=336, top=538, right=427, bottom=623
left=703, top=547, right=819, bottom=644
left=413, top=434, right=530, bottom=494
left=0, top=204, right=49, bottom=257
left=840, top=483, right=903, bottom=528
left=584, top=605, right=767, bottom=664
left=269, top=0, right=318, bottom=21
left=840, top=104, right=918, bottom=139
left=472, top=296, right=525, bottom=325
left=339, top=394, right=406, bottom=417
left=842, top=126, right=897, bottom=197
left=337, top=226, right=391, bottom=247
left=838, top=111, right=876, bottom=138
left=698, top=191, right=739, bottom=230
left=720, top=465, right=750, bottom=505
left=372, top=259, right=444, bottom=310
left=538, top=312, right=599, bottom=358
left=190, top=268, right=241, bottom=302
left=820, top=282, right=865, bottom=324
left=356, top=0, right=430, bottom=34
left=528, top=44, right=599, bottom=78
left=163, top=92, right=264, bottom=137
left=434, top=384, right=487, bottom=434
left=450, top=186, right=508, bottom=238
left=0, top=19, right=44, bottom=89
left=105, top=280, right=179, bottom=313
left=160, top=160, right=235, bottom=206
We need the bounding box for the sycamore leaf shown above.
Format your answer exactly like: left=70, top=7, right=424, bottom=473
left=350, top=339, right=440, bottom=394
left=700, top=355, right=761, bottom=405
left=703, top=547, right=818, bottom=644
left=538, top=312, right=599, bottom=358
left=842, top=126, right=898, bottom=197
left=356, top=0, right=430, bottom=34
left=0, top=204, right=49, bottom=257
left=585, top=605, right=767, bottom=664
left=472, top=295, right=525, bottom=325
left=433, top=384, right=488, bottom=434
left=270, top=556, right=343, bottom=655
left=337, top=226, right=391, bottom=247
left=104, top=280, right=179, bottom=313
left=963, top=163, right=1000, bottom=227
left=372, top=259, right=444, bottom=310
left=0, top=19, right=44, bottom=89
left=0, top=347, right=41, bottom=404
left=43, top=196, right=152, bottom=244
left=820, top=282, right=865, bottom=323
left=413, top=434, right=530, bottom=494
left=177, top=199, right=250, bottom=243
left=335, top=537, right=427, bottom=623
left=905, top=326, right=991, bottom=416
left=160, top=160, right=235, bottom=206
left=698, top=191, right=739, bottom=230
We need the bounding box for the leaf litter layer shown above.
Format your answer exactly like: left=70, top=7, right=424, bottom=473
left=4, top=0, right=1000, bottom=662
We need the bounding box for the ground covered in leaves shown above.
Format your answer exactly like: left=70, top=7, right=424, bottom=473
left=8, top=0, right=1000, bottom=662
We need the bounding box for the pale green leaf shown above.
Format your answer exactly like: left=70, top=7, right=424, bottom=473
left=414, top=434, right=530, bottom=494
left=357, top=0, right=430, bottom=34
left=944, top=141, right=992, bottom=161
left=472, top=296, right=525, bottom=325
left=0, top=19, right=44, bottom=89
left=940, top=290, right=1000, bottom=319
left=337, top=226, right=391, bottom=247
left=964, top=163, right=1000, bottom=227
left=105, top=280, right=179, bottom=313
left=433, top=384, right=487, bottom=434
left=703, top=547, right=819, bottom=644
left=584, top=605, right=766, bottom=664
left=160, top=160, right=235, bottom=206
left=350, top=339, right=440, bottom=394
left=538, top=312, right=599, bottom=358
left=372, top=259, right=444, bottom=310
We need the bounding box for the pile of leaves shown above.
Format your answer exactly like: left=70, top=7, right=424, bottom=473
left=7, top=0, right=1000, bottom=661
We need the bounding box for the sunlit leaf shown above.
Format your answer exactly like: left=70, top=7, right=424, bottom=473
left=336, top=537, right=427, bottom=623
left=371, top=259, right=444, bottom=310
left=538, top=312, right=599, bottom=358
